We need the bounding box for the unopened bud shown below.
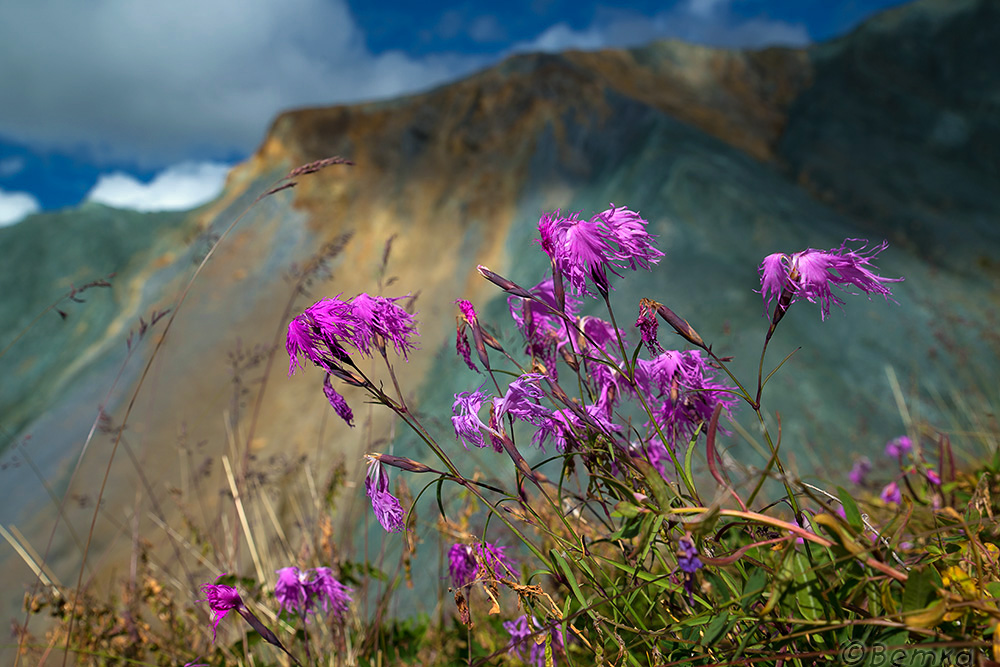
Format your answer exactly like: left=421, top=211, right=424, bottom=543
left=655, top=303, right=706, bottom=350
left=559, top=345, right=580, bottom=371
left=477, top=265, right=533, bottom=298
left=369, top=453, right=437, bottom=474
left=480, top=330, right=504, bottom=352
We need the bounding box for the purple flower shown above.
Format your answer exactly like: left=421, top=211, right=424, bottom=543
left=323, top=375, right=354, bottom=427
left=455, top=326, right=477, bottom=372
left=274, top=566, right=351, bottom=619
left=579, top=316, right=624, bottom=356
left=633, top=350, right=736, bottom=448
left=639, top=437, right=674, bottom=479
left=880, top=481, right=902, bottom=505
left=508, top=278, right=579, bottom=378
left=456, top=299, right=477, bottom=324
left=536, top=205, right=663, bottom=297
left=758, top=240, right=902, bottom=320
left=448, top=542, right=518, bottom=588
left=453, top=376, right=555, bottom=451
left=309, top=567, right=352, bottom=620
left=198, top=576, right=245, bottom=641
left=848, top=457, right=871, bottom=486
left=347, top=293, right=418, bottom=359
left=451, top=386, right=493, bottom=450
left=533, top=403, right=622, bottom=453
left=493, top=374, right=552, bottom=427
left=504, top=615, right=564, bottom=667
left=286, top=293, right=419, bottom=374
left=925, top=468, right=941, bottom=486
left=275, top=567, right=311, bottom=617
left=885, top=435, right=912, bottom=459
left=448, top=544, right=478, bottom=588
left=365, top=458, right=405, bottom=532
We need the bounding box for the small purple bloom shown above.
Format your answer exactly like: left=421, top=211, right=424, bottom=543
left=758, top=239, right=902, bottom=320
left=323, top=374, right=354, bottom=427
left=848, top=457, right=871, bottom=486
left=640, top=437, right=673, bottom=479
left=456, top=299, right=478, bottom=324
left=504, top=615, right=564, bottom=667
left=880, top=481, right=902, bottom=505
left=677, top=536, right=702, bottom=574
left=198, top=576, right=245, bottom=641
left=925, top=468, right=941, bottom=486
left=286, top=292, right=419, bottom=375
left=579, top=316, right=624, bottom=356
left=885, top=435, right=912, bottom=459
left=365, top=458, right=405, bottom=533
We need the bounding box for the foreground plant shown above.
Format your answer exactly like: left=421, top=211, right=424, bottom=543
left=17, top=192, right=997, bottom=666
left=271, top=201, right=1000, bottom=667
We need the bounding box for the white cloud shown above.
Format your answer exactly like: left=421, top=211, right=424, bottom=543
left=0, top=0, right=487, bottom=167
left=86, top=162, right=231, bottom=212
left=511, top=3, right=809, bottom=53
left=0, top=188, right=40, bottom=226
left=0, top=156, right=26, bottom=178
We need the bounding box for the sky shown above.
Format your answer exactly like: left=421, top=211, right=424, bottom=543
left=0, top=0, right=911, bottom=226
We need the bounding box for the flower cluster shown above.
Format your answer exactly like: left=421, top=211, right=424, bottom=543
left=759, top=239, right=901, bottom=320
left=274, top=566, right=352, bottom=620
left=536, top=205, right=663, bottom=297
left=451, top=374, right=553, bottom=452
left=633, top=350, right=737, bottom=469
left=448, top=541, right=518, bottom=588
left=287, top=292, right=418, bottom=425
left=287, top=293, right=418, bottom=371
left=504, top=615, right=565, bottom=667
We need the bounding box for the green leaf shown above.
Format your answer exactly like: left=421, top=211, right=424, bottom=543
left=683, top=435, right=698, bottom=495
left=902, top=567, right=936, bottom=612
left=836, top=486, right=864, bottom=532
left=741, top=569, right=768, bottom=611
left=789, top=552, right=824, bottom=621
left=552, top=550, right=589, bottom=609
left=701, top=612, right=732, bottom=647
left=612, top=501, right=643, bottom=518
left=635, top=459, right=671, bottom=510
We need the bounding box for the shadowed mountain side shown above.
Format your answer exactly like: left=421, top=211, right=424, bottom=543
left=779, top=0, right=1000, bottom=274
